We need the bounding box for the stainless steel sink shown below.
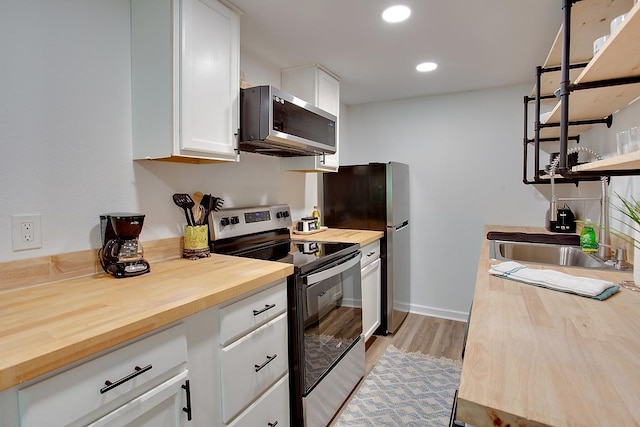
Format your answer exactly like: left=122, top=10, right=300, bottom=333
left=489, top=240, right=613, bottom=269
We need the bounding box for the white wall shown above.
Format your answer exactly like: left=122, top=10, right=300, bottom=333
left=341, top=85, right=556, bottom=320
left=342, top=84, right=640, bottom=320
left=2, top=0, right=637, bottom=319
left=0, top=0, right=316, bottom=262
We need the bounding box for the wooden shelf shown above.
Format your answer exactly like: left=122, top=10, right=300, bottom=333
left=543, top=0, right=632, bottom=68
left=537, top=1, right=640, bottom=137
left=533, top=0, right=633, bottom=96
left=576, top=2, right=640, bottom=84
left=526, top=0, right=640, bottom=183
left=572, top=150, right=640, bottom=171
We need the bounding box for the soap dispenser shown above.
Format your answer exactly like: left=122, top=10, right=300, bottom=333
left=580, top=219, right=598, bottom=253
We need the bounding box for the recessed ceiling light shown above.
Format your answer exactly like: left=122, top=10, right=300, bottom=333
left=416, top=62, right=438, bottom=72
left=382, top=5, right=411, bottom=23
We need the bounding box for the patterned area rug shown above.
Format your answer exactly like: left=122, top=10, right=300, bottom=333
left=333, top=345, right=462, bottom=427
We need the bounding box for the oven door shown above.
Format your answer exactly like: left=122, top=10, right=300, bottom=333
left=301, top=251, right=362, bottom=394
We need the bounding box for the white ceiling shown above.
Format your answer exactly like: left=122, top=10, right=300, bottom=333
left=227, top=0, right=564, bottom=105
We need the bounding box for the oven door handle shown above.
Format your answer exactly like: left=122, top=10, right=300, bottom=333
left=304, top=252, right=361, bottom=285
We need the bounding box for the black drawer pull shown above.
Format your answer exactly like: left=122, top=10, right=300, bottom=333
left=254, top=354, right=277, bottom=372
left=268, top=422, right=278, bottom=427
left=367, top=251, right=375, bottom=257
left=182, top=380, right=193, bottom=421
left=100, top=364, right=152, bottom=394
left=253, top=303, right=276, bottom=316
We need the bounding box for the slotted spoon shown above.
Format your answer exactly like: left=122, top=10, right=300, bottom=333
left=172, top=193, right=195, bottom=226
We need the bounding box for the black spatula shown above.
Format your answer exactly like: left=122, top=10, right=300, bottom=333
left=172, top=193, right=195, bottom=226
left=212, top=196, right=224, bottom=212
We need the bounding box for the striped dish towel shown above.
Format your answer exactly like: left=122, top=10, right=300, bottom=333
left=489, top=261, right=619, bottom=300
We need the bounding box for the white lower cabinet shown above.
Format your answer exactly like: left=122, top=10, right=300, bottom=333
left=220, top=313, right=288, bottom=423
left=183, top=304, right=221, bottom=425
left=0, top=279, right=288, bottom=427
left=218, top=282, right=287, bottom=346
left=227, top=374, right=289, bottom=427
left=86, top=370, right=189, bottom=427
left=361, top=240, right=382, bottom=342
left=218, top=280, right=289, bottom=426
left=17, top=324, right=190, bottom=427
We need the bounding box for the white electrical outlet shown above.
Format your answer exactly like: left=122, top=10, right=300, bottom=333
left=12, top=214, right=42, bottom=251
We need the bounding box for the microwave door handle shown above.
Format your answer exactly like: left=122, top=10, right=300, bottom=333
left=305, top=253, right=361, bottom=286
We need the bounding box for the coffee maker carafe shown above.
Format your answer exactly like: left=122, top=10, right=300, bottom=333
left=99, top=213, right=150, bottom=278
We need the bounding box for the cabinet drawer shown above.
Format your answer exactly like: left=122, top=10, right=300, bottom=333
left=219, top=280, right=287, bottom=345
left=227, top=374, right=289, bottom=427
left=87, top=370, right=188, bottom=427
left=220, top=313, right=288, bottom=423
left=360, top=240, right=380, bottom=268
left=19, top=324, right=187, bottom=426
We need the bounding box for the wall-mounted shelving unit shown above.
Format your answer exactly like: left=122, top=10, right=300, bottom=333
left=523, top=0, right=640, bottom=184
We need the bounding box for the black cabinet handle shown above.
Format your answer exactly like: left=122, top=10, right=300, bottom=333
left=100, top=364, right=152, bottom=394
left=182, top=380, right=193, bottom=421
left=268, top=422, right=278, bottom=427
left=253, top=303, right=276, bottom=316
left=367, top=251, right=375, bottom=257
left=254, top=354, right=277, bottom=372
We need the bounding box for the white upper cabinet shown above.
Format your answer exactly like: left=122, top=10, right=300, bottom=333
left=131, top=0, right=240, bottom=163
left=281, top=64, right=341, bottom=172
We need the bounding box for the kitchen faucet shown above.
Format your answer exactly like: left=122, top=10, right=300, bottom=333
left=549, top=146, right=614, bottom=261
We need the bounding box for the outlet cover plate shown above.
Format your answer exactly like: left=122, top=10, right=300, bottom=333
left=12, top=214, right=42, bottom=251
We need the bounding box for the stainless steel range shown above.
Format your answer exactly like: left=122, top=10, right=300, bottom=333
left=209, top=204, right=364, bottom=427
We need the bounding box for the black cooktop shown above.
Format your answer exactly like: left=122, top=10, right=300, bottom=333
left=211, top=229, right=359, bottom=274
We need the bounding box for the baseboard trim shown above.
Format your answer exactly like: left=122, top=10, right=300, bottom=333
left=409, top=304, right=469, bottom=323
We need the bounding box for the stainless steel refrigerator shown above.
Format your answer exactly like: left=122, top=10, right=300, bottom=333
left=322, top=162, right=410, bottom=334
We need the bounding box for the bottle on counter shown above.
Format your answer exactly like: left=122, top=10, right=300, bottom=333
left=580, top=219, right=598, bottom=253
left=312, top=205, right=321, bottom=227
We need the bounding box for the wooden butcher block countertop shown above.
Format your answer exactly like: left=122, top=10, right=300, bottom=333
left=457, top=225, right=640, bottom=427
left=0, top=254, right=293, bottom=392
left=292, top=227, right=383, bottom=247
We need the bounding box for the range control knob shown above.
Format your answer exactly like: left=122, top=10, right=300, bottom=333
left=276, top=211, right=284, bottom=218
left=230, top=216, right=240, bottom=225
left=283, top=210, right=290, bottom=218
left=220, top=217, right=230, bottom=226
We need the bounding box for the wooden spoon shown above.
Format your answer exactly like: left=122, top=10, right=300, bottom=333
left=192, top=191, right=204, bottom=225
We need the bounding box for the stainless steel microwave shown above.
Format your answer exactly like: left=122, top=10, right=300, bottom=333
left=239, top=85, right=337, bottom=157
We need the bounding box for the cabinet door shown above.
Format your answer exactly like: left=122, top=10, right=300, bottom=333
left=86, top=371, right=189, bottom=427
left=316, top=69, right=339, bottom=116
left=281, top=65, right=340, bottom=172
left=180, top=0, right=239, bottom=159
left=227, top=375, right=289, bottom=427
left=131, top=0, right=239, bottom=162
left=219, top=281, right=287, bottom=346
left=361, top=258, right=381, bottom=342
left=220, top=313, right=288, bottom=423
left=314, top=68, right=339, bottom=170
left=18, top=325, right=187, bottom=426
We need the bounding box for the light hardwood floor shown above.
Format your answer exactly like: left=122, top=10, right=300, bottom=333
left=330, top=313, right=467, bottom=425
left=364, top=313, right=466, bottom=374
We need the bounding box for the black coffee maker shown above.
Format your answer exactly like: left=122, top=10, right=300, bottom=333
left=99, top=213, right=150, bottom=278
